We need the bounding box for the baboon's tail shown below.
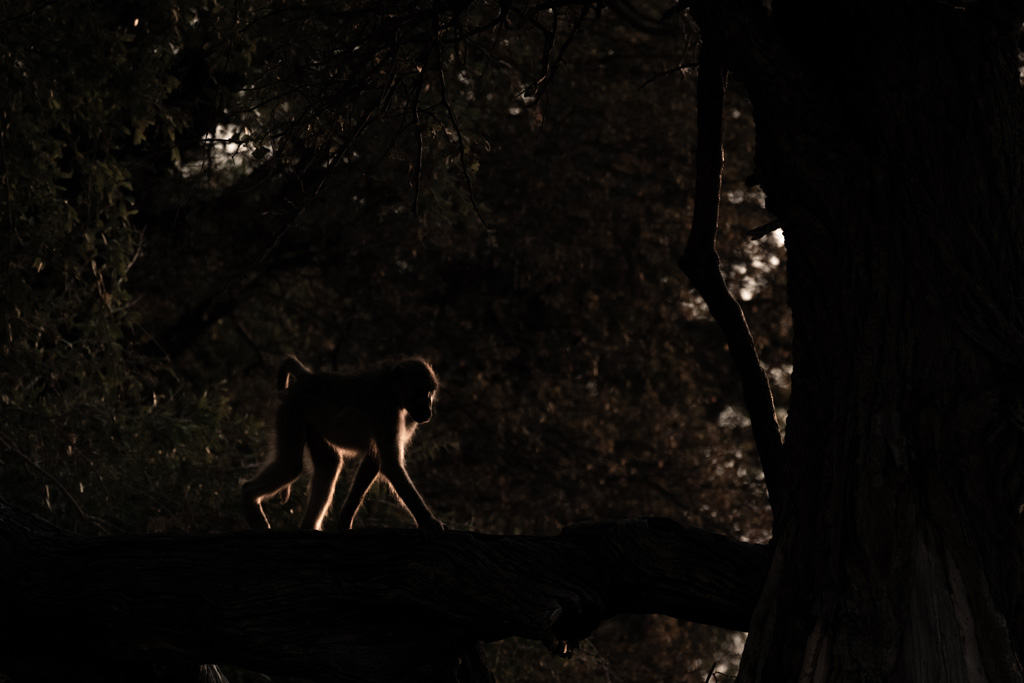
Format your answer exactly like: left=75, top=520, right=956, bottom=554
left=277, top=356, right=311, bottom=391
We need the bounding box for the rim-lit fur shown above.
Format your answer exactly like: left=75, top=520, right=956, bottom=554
left=241, top=356, right=445, bottom=532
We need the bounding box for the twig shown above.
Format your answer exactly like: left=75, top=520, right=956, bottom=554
left=434, top=32, right=487, bottom=228
left=410, top=46, right=432, bottom=219
left=412, top=103, right=425, bottom=219
left=640, top=62, right=699, bottom=89
left=523, top=6, right=588, bottom=99
left=0, top=434, right=112, bottom=533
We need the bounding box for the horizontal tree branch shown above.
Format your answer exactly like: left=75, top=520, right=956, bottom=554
left=1, top=502, right=768, bottom=682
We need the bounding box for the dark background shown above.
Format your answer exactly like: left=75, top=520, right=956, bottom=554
left=0, top=2, right=790, bottom=679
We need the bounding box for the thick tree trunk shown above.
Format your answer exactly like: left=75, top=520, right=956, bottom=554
left=700, top=3, right=1024, bottom=681
left=0, top=503, right=768, bottom=682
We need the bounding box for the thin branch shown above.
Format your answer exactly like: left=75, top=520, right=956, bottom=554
left=678, top=40, right=786, bottom=522
left=747, top=220, right=783, bottom=240
left=528, top=6, right=589, bottom=99
left=435, top=36, right=488, bottom=228
left=410, top=48, right=431, bottom=219
left=640, top=61, right=698, bottom=89
left=231, top=315, right=267, bottom=362
left=0, top=435, right=112, bottom=534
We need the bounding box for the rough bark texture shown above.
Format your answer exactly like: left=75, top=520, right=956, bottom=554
left=0, top=502, right=768, bottom=682
left=696, top=1, right=1024, bottom=680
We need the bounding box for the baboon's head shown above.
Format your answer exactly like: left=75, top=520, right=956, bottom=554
left=392, top=358, right=438, bottom=423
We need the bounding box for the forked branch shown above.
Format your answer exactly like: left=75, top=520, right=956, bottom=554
left=678, top=40, right=786, bottom=520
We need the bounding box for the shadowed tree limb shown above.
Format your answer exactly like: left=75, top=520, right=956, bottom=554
left=678, top=38, right=786, bottom=523
left=0, top=501, right=768, bottom=682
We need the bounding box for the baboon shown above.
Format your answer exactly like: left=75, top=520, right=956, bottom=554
left=241, top=356, right=445, bottom=532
